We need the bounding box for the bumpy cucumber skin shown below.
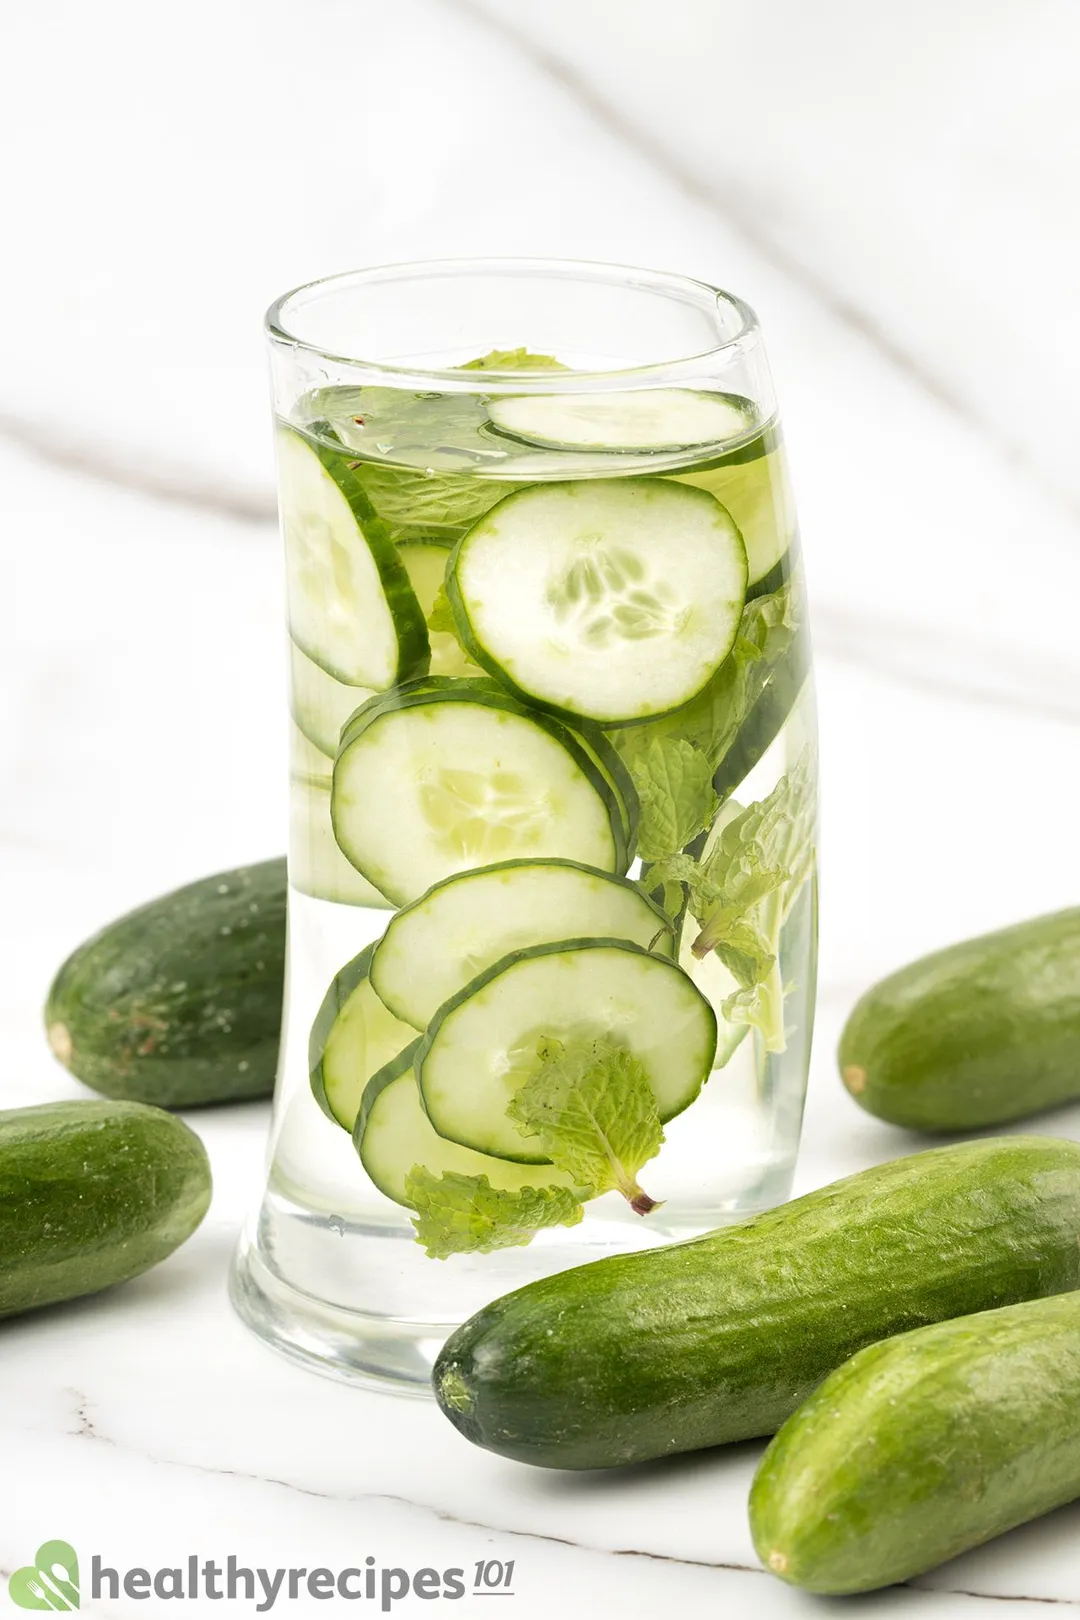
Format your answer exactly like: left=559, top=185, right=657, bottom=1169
left=839, top=908, right=1080, bottom=1130
left=433, top=1136, right=1080, bottom=1470
left=0, top=1100, right=212, bottom=1318
left=45, top=861, right=286, bottom=1109
left=750, top=1292, right=1080, bottom=1594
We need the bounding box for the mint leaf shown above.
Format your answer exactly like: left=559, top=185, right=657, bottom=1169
left=426, top=583, right=457, bottom=636
left=617, top=734, right=718, bottom=861
left=507, top=1036, right=663, bottom=1214
left=424, top=583, right=479, bottom=678
left=651, top=748, right=817, bottom=1052
left=461, top=347, right=567, bottom=371
left=612, top=583, right=799, bottom=846
left=406, top=1169, right=584, bottom=1259
left=697, top=586, right=799, bottom=770
left=610, top=584, right=799, bottom=864
left=356, top=463, right=514, bottom=541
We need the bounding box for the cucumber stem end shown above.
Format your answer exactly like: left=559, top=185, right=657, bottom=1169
left=47, top=1021, right=74, bottom=1068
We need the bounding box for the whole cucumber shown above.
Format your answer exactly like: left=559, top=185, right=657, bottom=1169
left=433, top=1137, right=1080, bottom=1469
left=839, top=907, right=1080, bottom=1130
left=45, top=859, right=285, bottom=1108
left=750, top=1292, right=1080, bottom=1593
left=0, top=1100, right=212, bottom=1318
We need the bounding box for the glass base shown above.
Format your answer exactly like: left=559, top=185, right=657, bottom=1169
left=229, top=1152, right=799, bottom=1395
left=229, top=1236, right=445, bottom=1395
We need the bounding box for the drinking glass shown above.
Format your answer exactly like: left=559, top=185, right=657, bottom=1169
left=231, top=259, right=818, bottom=1391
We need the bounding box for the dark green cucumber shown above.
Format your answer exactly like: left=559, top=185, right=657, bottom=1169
left=751, top=1292, right=1080, bottom=1594
left=433, top=1136, right=1080, bottom=1469
left=46, top=860, right=286, bottom=1108
left=0, top=1100, right=211, bottom=1317
left=840, top=908, right=1080, bottom=1130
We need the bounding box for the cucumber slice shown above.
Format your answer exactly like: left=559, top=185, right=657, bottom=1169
left=676, top=427, right=797, bottom=590
left=332, top=678, right=630, bottom=907
left=448, top=479, right=748, bottom=725
left=370, top=859, right=673, bottom=1031
left=309, top=944, right=416, bottom=1129
left=355, top=1044, right=576, bottom=1207
left=572, top=725, right=640, bottom=855
left=417, top=938, right=718, bottom=1162
left=397, top=539, right=480, bottom=679
left=486, top=390, right=755, bottom=453
left=276, top=424, right=429, bottom=688
left=289, top=641, right=374, bottom=758
left=290, top=728, right=391, bottom=907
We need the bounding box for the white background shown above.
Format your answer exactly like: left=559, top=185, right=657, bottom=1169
left=4, top=3, right=1080, bottom=1614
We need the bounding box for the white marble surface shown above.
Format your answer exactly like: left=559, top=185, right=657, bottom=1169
left=5, top=1, right=1080, bottom=1613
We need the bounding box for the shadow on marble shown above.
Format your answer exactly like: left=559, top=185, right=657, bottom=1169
left=508, top=1433, right=766, bottom=1498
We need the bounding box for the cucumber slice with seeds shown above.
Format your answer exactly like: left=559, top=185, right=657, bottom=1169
left=371, top=859, right=673, bottom=1031
left=276, top=424, right=429, bottom=688
left=487, top=389, right=755, bottom=453
left=355, top=1044, right=576, bottom=1207
left=289, top=642, right=374, bottom=758
left=309, top=945, right=416, bottom=1129
left=417, top=937, right=718, bottom=1163
left=332, top=678, right=631, bottom=907
left=448, top=479, right=747, bottom=725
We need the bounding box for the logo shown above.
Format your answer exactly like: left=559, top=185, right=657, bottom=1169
left=6, top=1544, right=518, bottom=1609
left=8, top=1541, right=80, bottom=1611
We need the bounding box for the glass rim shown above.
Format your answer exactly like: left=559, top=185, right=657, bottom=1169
left=264, top=256, right=760, bottom=391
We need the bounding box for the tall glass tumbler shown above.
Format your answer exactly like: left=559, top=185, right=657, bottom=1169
left=231, top=259, right=819, bottom=1391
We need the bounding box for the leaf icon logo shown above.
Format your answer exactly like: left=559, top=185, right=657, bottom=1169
left=8, top=1541, right=80, bottom=1610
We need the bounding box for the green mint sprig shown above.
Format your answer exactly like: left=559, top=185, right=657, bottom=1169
left=650, top=749, right=817, bottom=1053
left=406, top=1169, right=584, bottom=1260
left=507, top=1035, right=664, bottom=1215
left=612, top=583, right=798, bottom=860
